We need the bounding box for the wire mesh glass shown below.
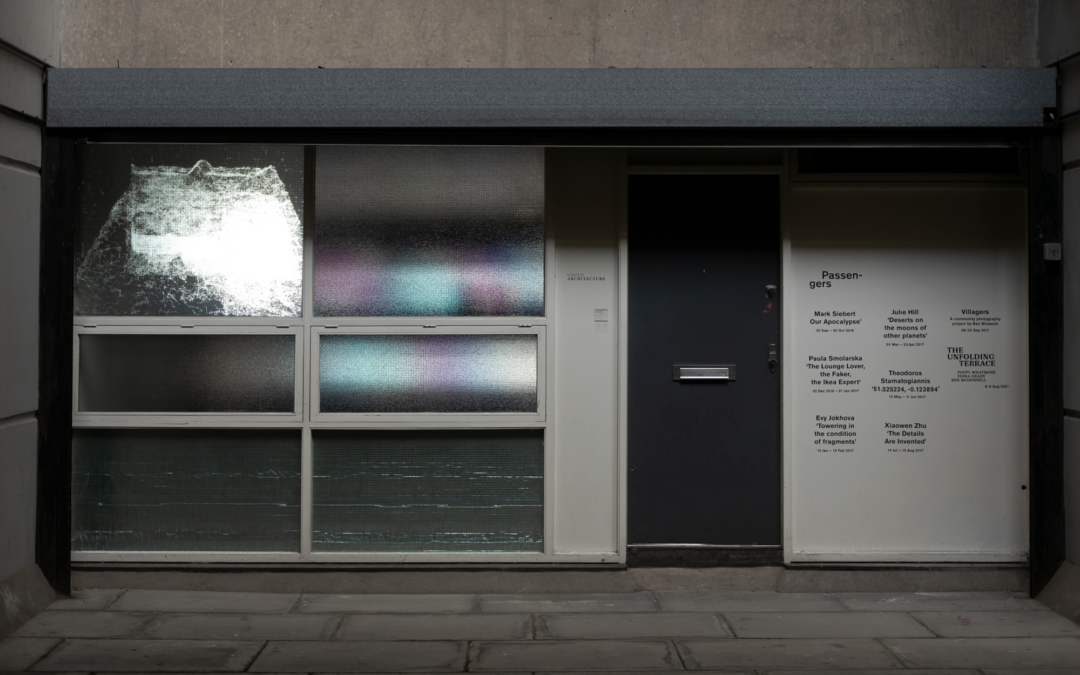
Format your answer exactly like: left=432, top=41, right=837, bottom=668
left=74, top=144, right=304, bottom=317
left=72, top=429, right=301, bottom=552
left=319, top=334, right=538, bottom=413
left=79, top=334, right=295, bottom=413
left=312, top=429, right=544, bottom=553
left=314, top=146, right=544, bottom=317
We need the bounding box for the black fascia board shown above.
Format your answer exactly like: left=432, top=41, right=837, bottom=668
left=47, top=68, right=1056, bottom=129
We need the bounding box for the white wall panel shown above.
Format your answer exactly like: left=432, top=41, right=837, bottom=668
left=0, top=418, right=36, bottom=581
left=547, top=148, right=620, bottom=555
left=0, top=114, right=39, bottom=167
left=0, top=46, right=42, bottom=120
left=0, top=0, right=61, bottom=66
left=787, top=186, right=1028, bottom=562
left=553, top=246, right=618, bottom=554
left=0, top=165, right=39, bottom=419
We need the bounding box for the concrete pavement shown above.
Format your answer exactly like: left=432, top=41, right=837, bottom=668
left=1, top=589, right=1079, bottom=672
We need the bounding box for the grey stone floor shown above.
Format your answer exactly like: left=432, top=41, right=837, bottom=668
left=2, top=589, right=1079, bottom=673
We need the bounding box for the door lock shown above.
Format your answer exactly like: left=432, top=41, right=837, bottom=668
left=765, top=284, right=777, bottom=299
left=767, top=343, right=778, bottom=374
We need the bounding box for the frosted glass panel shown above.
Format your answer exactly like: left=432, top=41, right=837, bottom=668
left=72, top=429, right=300, bottom=552
left=314, top=146, right=544, bottom=317
left=79, top=334, right=295, bottom=413
left=312, top=430, right=543, bottom=552
left=320, top=334, right=537, bottom=413
left=75, top=145, right=304, bottom=316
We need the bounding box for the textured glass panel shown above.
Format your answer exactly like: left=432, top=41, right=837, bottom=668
left=312, top=429, right=543, bottom=552
left=75, top=145, right=304, bottom=316
left=314, top=146, right=544, bottom=317
left=79, top=334, right=295, bottom=413
left=72, top=429, right=300, bottom=552
left=320, top=334, right=537, bottom=413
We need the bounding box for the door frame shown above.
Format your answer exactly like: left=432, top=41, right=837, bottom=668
left=618, top=159, right=790, bottom=565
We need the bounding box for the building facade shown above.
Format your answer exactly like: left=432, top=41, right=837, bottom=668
left=2, top=0, right=1079, bottom=634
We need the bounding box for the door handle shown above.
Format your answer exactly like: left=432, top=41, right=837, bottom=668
left=673, top=366, right=737, bottom=381
left=768, top=344, right=778, bottom=374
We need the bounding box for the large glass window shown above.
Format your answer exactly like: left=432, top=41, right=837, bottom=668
left=319, top=334, right=538, bottom=414
left=312, top=430, right=544, bottom=553
left=71, top=144, right=547, bottom=561
left=314, top=146, right=544, bottom=317
left=78, top=334, right=296, bottom=413
left=72, top=429, right=302, bottom=552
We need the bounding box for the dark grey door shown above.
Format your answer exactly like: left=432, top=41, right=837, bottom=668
left=628, top=174, right=781, bottom=546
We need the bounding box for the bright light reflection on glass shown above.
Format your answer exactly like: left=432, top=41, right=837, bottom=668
left=76, top=157, right=303, bottom=316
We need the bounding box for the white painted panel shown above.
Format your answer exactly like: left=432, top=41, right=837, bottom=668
left=0, top=418, right=36, bottom=581
left=0, top=113, right=39, bottom=167
left=788, top=186, right=1028, bottom=562
left=0, top=46, right=42, bottom=119
left=0, top=0, right=61, bottom=66
left=553, top=245, right=619, bottom=554
left=0, top=164, right=39, bottom=419
left=1066, top=169, right=1080, bottom=412
left=1067, top=416, right=1080, bottom=565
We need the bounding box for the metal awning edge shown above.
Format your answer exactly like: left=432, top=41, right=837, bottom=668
left=46, top=68, right=1057, bottom=129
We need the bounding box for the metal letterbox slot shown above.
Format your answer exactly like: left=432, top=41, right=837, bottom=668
left=673, top=365, right=737, bottom=381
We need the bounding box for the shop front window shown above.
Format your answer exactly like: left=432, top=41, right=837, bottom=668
left=71, top=144, right=547, bottom=561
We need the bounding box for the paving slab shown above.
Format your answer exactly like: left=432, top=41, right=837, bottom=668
left=983, top=670, right=1080, bottom=675
left=0, top=638, right=61, bottom=671
left=138, top=613, right=340, bottom=641
left=912, top=610, right=1080, bottom=638
left=537, top=672, right=753, bottom=675
left=13, top=610, right=155, bottom=639
left=469, top=640, right=681, bottom=671
left=677, top=638, right=901, bottom=670
left=536, top=612, right=730, bottom=639
left=836, top=592, right=1034, bottom=613
left=883, top=637, right=1080, bottom=669
left=480, top=593, right=658, bottom=614
left=297, top=594, right=475, bottom=614
left=110, top=590, right=300, bottom=614
left=31, top=639, right=264, bottom=672
left=47, top=589, right=125, bottom=611
left=249, top=640, right=466, bottom=672
left=657, top=591, right=845, bottom=613
left=724, top=611, right=932, bottom=638
left=336, top=613, right=529, bottom=641
left=765, top=671, right=978, bottom=675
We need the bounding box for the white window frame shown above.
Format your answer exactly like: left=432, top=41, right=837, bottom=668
left=72, top=324, right=305, bottom=426
left=69, top=144, right=577, bottom=564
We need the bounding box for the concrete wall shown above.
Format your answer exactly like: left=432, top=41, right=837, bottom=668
left=1043, top=0, right=1080, bottom=566
left=1065, top=72, right=1080, bottom=565
left=1038, top=0, right=1080, bottom=66
left=0, top=0, right=59, bottom=585
left=60, top=0, right=1038, bottom=69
